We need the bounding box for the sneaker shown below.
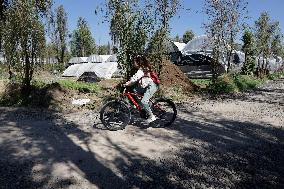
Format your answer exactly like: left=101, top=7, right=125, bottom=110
left=146, top=115, right=157, bottom=123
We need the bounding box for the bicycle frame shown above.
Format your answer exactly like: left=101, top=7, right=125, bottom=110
left=122, top=91, right=144, bottom=111
left=121, top=88, right=161, bottom=113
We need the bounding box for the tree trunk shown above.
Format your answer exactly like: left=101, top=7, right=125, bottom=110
left=22, top=52, right=31, bottom=96
left=227, top=50, right=232, bottom=73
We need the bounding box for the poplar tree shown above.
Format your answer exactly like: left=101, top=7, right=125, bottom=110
left=254, top=12, right=281, bottom=76
left=105, top=0, right=180, bottom=79
left=70, top=17, right=95, bottom=57
left=53, top=5, right=68, bottom=64
left=3, top=0, right=52, bottom=94
left=241, top=30, right=255, bottom=75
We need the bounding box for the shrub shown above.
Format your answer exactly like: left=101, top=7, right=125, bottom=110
left=209, top=74, right=238, bottom=94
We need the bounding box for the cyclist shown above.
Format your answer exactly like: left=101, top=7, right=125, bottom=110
left=123, top=55, right=159, bottom=123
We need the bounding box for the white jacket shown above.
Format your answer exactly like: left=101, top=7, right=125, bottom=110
left=129, top=69, right=153, bottom=88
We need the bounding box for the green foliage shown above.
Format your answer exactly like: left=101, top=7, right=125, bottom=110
left=70, top=17, right=95, bottom=57
left=0, top=64, right=8, bottom=79
left=97, top=44, right=110, bottom=55
left=209, top=74, right=263, bottom=94
left=58, top=80, right=100, bottom=93
left=241, top=30, right=256, bottom=75
left=2, top=0, right=52, bottom=93
left=191, top=79, right=211, bottom=88
left=267, top=69, right=284, bottom=80
left=204, top=0, right=248, bottom=76
left=271, top=34, right=283, bottom=57
left=50, top=4, right=68, bottom=64
left=209, top=74, right=238, bottom=94
left=254, top=12, right=282, bottom=77
left=0, top=81, right=56, bottom=107
left=182, top=30, right=194, bottom=43
left=233, top=75, right=262, bottom=91
left=105, top=0, right=180, bottom=79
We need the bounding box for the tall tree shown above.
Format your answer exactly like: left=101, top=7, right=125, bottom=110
left=204, top=0, right=247, bottom=81
left=0, top=0, right=9, bottom=51
left=106, top=0, right=152, bottom=78
left=223, top=0, right=248, bottom=72
left=105, top=0, right=180, bottom=78
left=3, top=0, right=51, bottom=94
left=254, top=12, right=281, bottom=77
left=53, top=5, right=68, bottom=64
left=70, top=17, right=95, bottom=57
left=150, top=0, right=180, bottom=68
left=182, top=30, right=194, bottom=43
left=241, top=30, right=255, bottom=75
left=204, top=0, right=228, bottom=82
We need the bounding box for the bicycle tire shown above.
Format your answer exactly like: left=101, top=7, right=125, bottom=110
left=151, top=98, right=177, bottom=127
left=100, top=100, right=131, bottom=131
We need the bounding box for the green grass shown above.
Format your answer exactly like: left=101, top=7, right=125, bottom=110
left=191, top=79, right=211, bottom=88
left=267, top=70, right=284, bottom=80
left=32, top=79, right=101, bottom=94
left=57, top=79, right=101, bottom=93
left=209, top=74, right=264, bottom=95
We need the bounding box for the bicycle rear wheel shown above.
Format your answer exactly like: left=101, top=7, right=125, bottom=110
left=100, top=100, right=131, bottom=131
left=151, top=98, right=177, bottom=127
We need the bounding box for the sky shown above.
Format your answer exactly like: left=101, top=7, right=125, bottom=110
left=54, top=0, right=284, bottom=45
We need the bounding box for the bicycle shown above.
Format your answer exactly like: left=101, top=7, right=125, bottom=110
left=100, top=86, right=177, bottom=131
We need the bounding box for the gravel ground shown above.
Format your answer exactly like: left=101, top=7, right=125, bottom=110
left=0, top=78, right=283, bottom=189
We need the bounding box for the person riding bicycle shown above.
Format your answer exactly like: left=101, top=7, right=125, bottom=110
left=123, top=55, right=159, bottom=123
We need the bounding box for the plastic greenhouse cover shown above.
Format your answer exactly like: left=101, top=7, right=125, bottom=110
left=62, top=64, right=82, bottom=77
left=106, top=54, right=118, bottom=62
left=100, top=55, right=112, bottom=62
left=68, top=57, right=88, bottom=64
left=182, top=35, right=213, bottom=54
left=173, top=42, right=186, bottom=51
left=86, top=55, right=104, bottom=63
left=62, top=62, right=118, bottom=79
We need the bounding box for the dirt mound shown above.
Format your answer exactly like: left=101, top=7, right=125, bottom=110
left=159, top=60, right=198, bottom=93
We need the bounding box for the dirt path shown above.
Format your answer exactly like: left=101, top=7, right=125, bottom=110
left=0, top=78, right=283, bottom=189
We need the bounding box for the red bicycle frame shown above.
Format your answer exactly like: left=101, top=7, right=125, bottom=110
left=122, top=89, right=161, bottom=113
left=122, top=91, right=144, bottom=111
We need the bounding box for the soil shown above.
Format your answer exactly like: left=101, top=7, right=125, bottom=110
left=0, top=77, right=283, bottom=188
left=159, top=60, right=199, bottom=93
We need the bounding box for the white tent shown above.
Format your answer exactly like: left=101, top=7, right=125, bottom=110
left=62, top=62, right=118, bottom=79
left=86, top=54, right=104, bottom=63
left=100, top=55, right=112, bottom=62
left=68, top=57, right=88, bottom=64
left=182, top=35, right=213, bottom=55
left=106, top=54, right=118, bottom=62
left=90, top=62, right=118, bottom=79
left=73, top=63, right=96, bottom=78
left=257, top=56, right=283, bottom=72
left=173, top=42, right=186, bottom=51
left=62, top=64, right=82, bottom=77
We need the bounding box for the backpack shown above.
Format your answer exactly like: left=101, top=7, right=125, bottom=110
left=149, top=71, right=161, bottom=85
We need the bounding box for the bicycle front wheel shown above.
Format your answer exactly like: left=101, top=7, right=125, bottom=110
left=151, top=98, right=177, bottom=127
left=100, top=100, right=131, bottom=131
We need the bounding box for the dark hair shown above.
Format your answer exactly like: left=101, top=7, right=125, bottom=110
left=134, top=55, right=152, bottom=72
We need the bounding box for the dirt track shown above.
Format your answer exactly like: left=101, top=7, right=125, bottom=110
left=0, top=78, right=284, bottom=189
